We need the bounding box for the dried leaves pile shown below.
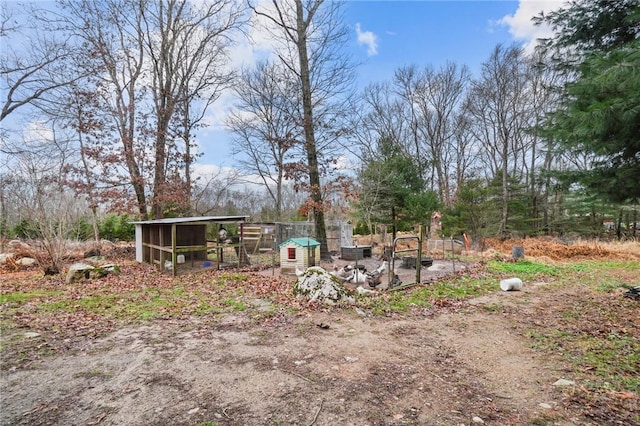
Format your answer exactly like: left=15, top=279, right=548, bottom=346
left=484, top=237, right=640, bottom=261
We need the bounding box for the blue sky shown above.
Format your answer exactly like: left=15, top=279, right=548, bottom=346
left=346, top=1, right=519, bottom=76
left=196, top=0, right=562, bottom=174
left=1, top=0, right=563, bottom=177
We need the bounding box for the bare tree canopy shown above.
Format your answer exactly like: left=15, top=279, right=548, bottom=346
left=227, top=60, right=301, bottom=220
left=246, top=0, right=355, bottom=258
left=0, top=3, right=84, bottom=121
left=44, top=0, right=245, bottom=218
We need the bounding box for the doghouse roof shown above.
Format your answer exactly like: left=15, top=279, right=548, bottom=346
left=279, top=237, right=320, bottom=248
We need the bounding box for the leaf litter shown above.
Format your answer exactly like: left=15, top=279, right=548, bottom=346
left=1, top=238, right=639, bottom=425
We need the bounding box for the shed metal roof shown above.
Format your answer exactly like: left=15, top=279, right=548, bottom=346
left=130, top=215, right=249, bottom=225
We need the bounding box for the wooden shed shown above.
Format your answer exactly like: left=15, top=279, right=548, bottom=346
left=131, top=215, right=249, bottom=276
left=279, top=237, right=321, bottom=275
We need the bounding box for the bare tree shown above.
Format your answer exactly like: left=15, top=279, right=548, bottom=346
left=393, top=66, right=428, bottom=177
left=227, top=60, right=301, bottom=220
left=350, top=63, right=472, bottom=208
left=249, top=0, right=355, bottom=259
left=412, top=62, right=471, bottom=206
left=465, top=44, right=532, bottom=238
left=191, top=167, right=243, bottom=216
left=56, top=0, right=150, bottom=216
left=140, top=0, right=244, bottom=217
left=346, top=81, right=412, bottom=162
left=53, top=0, right=243, bottom=218
left=521, top=52, right=564, bottom=231
left=0, top=3, right=84, bottom=122
left=2, top=124, right=86, bottom=273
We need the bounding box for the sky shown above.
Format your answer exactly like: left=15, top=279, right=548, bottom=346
left=195, top=0, right=563, bottom=175
left=1, top=0, right=564, bottom=179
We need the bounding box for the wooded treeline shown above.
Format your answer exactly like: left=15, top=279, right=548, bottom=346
left=1, top=0, right=639, bottom=259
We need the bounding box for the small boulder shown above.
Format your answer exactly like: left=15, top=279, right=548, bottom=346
left=101, top=264, right=120, bottom=274
left=8, top=240, right=31, bottom=252
left=293, top=266, right=354, bottom=305
left=65, top=262, right=120, bottom=284
left=65, top=263, right=95, bottom=284
left=552, top=379, right=575, bottom=387
left=17, top=257, right=37, bottom=267
left=84, top=255, right=106, bottom=265
left=0, top=253, right=15, bottom=264
left=83, top=248, right=102, bottom=258
left=89, top=263, right=120, bottom=279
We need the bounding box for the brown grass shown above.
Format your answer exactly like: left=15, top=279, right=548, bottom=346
left=483, top=237, right=640, bottom=261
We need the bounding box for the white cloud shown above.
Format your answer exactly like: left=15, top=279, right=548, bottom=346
left=200, top=2, right=281, bottom=132
left=201, top=89, right=238, bottom=131
left=497, top=0, right=564, bottom=53
left=192, top=162, right=271, bottom=192
left=355, top=23, right=378, bottom=56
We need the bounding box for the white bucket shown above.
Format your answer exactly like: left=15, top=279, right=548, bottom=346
left=177, top=254, right=185, bottom=264
left=500, top=277, right=523, bottom=291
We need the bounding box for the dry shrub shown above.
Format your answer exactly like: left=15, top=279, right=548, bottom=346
left=474, top=248, right=510, bottom=261
left=353, top=234, right=384, bottom=246
left=598, top=239, right=640, bottom=258
left=0, top=256, right=19, bottom=273
left=483, top=237, right=639, bottom=261
left=9, top=246, right=34, bottom=260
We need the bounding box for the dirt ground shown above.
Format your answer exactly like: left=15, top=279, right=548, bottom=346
left=1, top=267, right=591, bottom=426
left=2, top=289, right=574, bottom=426
left=1, top=239, right=638, bottom=426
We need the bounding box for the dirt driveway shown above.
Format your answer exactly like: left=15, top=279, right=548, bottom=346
left=2, top=280, right=586, bottom=426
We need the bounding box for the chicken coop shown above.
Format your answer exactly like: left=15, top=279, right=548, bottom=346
left=241, top=223, right=277, bottom=254
left=279, top=237, right=321, bottom=275
left=131, top=215, right=250, bottom=276
left=275, top=221, right=353, bottom=254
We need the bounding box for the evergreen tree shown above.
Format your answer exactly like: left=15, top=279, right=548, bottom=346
left=355, top=137, right=438, bottom=239
left=537, top=0, right=640, bottom=203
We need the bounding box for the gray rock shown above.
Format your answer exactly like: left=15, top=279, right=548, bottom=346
left=0, top=253, right=15, bottom=264
left=101, top=264, right=120, bottom=274
left=8, top=240, right=31, bottom=251
left=65, top=262, right=121, bottom=284
left=17, top=257, right=37, bottom=267
left=538, top=403, right=553, bottom=409
left=66, top=263, right=95, bottom=284
left=552, top=379, right=575, bottom=386
left=292, top=266, right=354, bottom=305
left=84, top=256, right=106, bottom=264
left=472, top=416, right=485, bottom=424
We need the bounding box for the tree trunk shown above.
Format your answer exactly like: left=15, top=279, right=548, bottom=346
left=295, top=0, right=330, bottom=259
left=183, top=96, right=193, bottom=215
left=500, top=135, right=509, bottom=240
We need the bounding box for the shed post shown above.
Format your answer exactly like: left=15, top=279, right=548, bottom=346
left=416, top=225, right=423, bottom=284
left=171, top=224, right=177, bottom=277
left=135, top=224, right=143, bottom=262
